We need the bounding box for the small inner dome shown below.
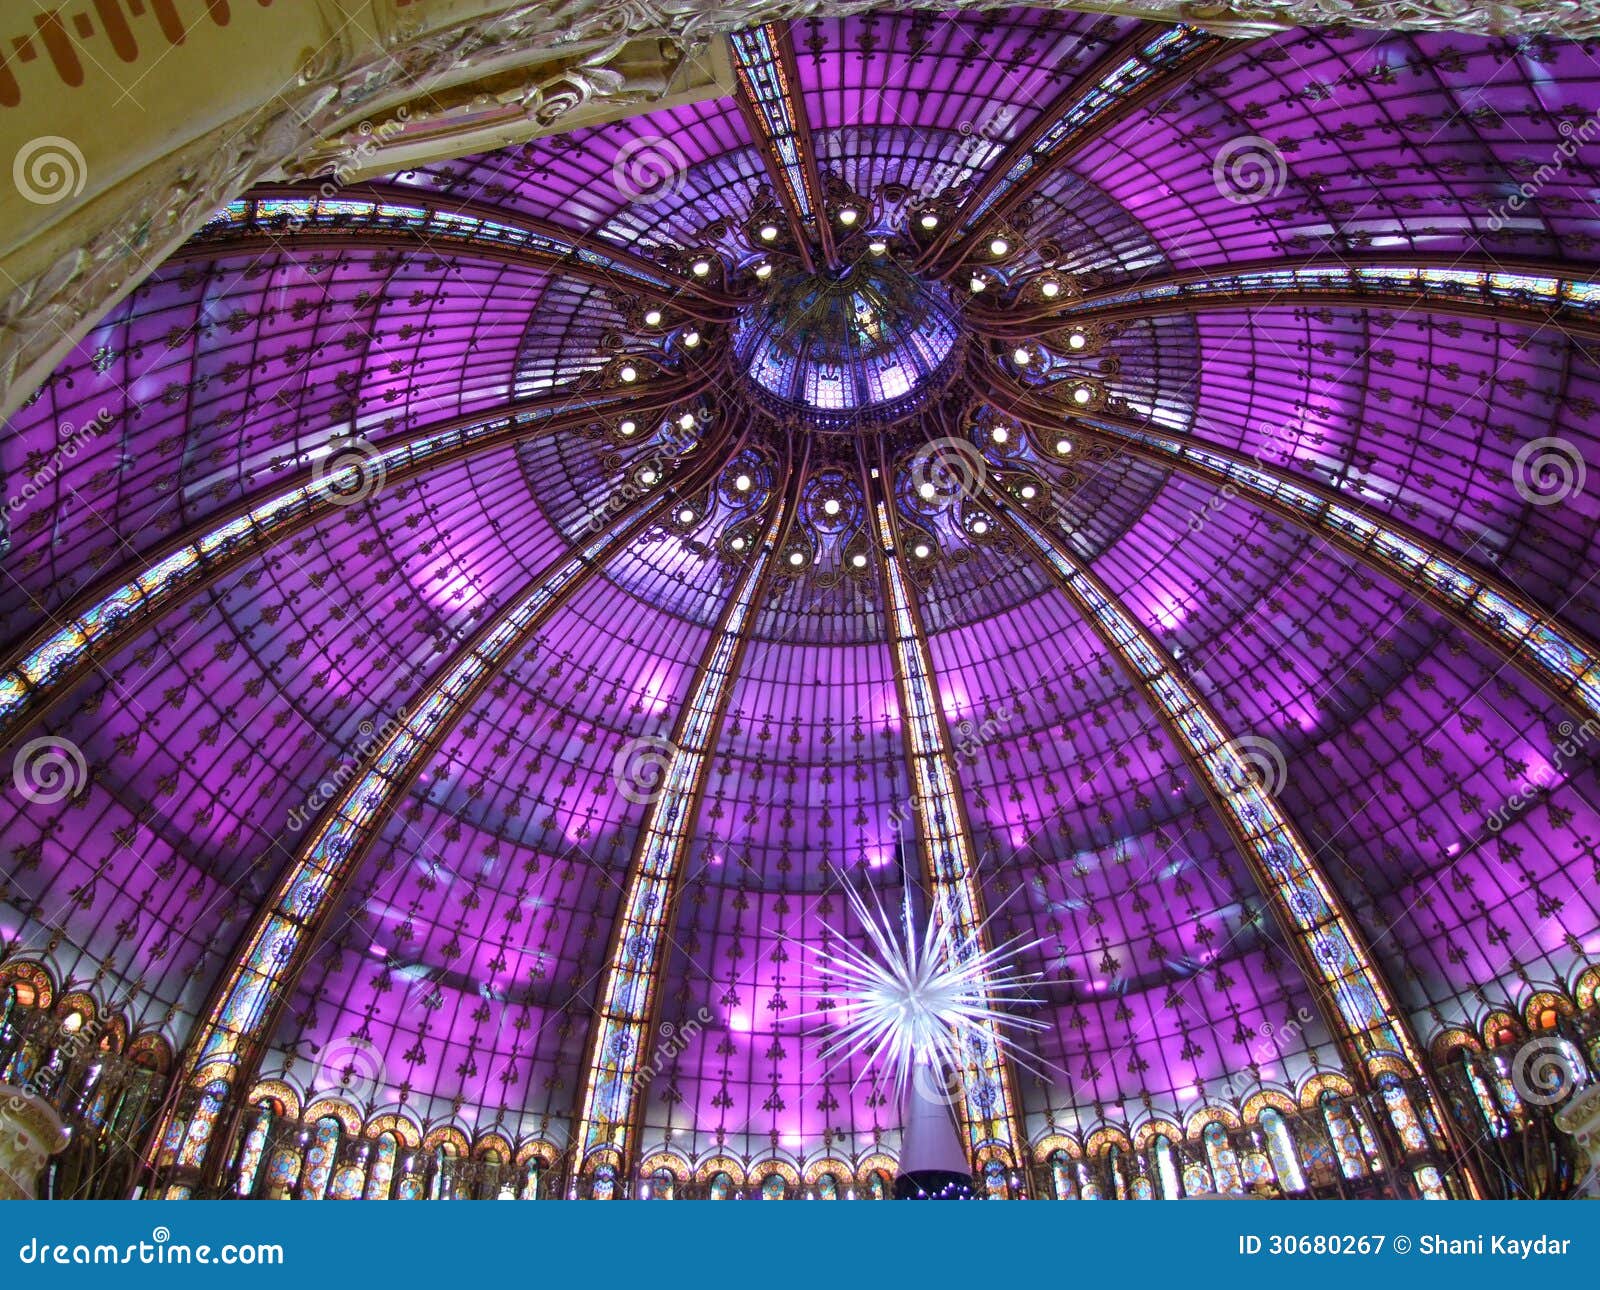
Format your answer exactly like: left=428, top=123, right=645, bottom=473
left=732, top=259, right=961, bottom=430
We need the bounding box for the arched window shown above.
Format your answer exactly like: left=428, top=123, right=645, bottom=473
left=816, top=1172, right=839, bottom=1200
left=233, top=1102, right=274, bottom=1198
left=1105, top=1146, right=1129, bottom=1200
left=1260, top=1109, right=1306, bottom=1193
left=709, top=1170, right=733, bottom=1200
left=761, top=1172, right=786, bottom=1200
left=590, top=1163, right=616, bottom=1201
left=428, top=1144, right=460, bottom=1200
left=1076, top=1160, right=1101, bottom=1200
left=1458, top=1051, right=1508, bottom=1137
left=1320, top=1093, right=1367, bottom=1179
left=867, top=1169, right=889, bottom=1200
left=365, top=1133, right=398, bottom=1200
left=178, top=1082, right=226, bottom=1171
left=1202, top=1123, right=1242, bottom=1195
left=982, top=1159, right=1008, bottom=1198
left=328, top=1143, right=367, bottom=1201
left=1049, top=1150, right=1077, bottom=1200
left=299, top=1117, right=342, bottom=1200
left=520, top=1160, right=541, bottom=1200
left=1153, top=1136, right=1181, bottom=1199
left=649, top=1167, right=675, bottom=1200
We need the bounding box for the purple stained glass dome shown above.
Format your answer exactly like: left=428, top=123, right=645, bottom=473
left=2, top=5, right=1599, bottom=1203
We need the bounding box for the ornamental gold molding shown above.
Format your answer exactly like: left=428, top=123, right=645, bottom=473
left=0, top=1083, right=69, bottom=1201
left=1, top=0, right=1596, bottom=422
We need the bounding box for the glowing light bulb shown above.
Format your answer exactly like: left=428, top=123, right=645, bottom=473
left=823, top=498, right=841, bottom=516
left=918, top=482, right=936, bottom=500
left=850, top=553, right=867, bottom=568
left=1012, top=347, right=1031, bottom=366
left=788, top=551, right=805, bottom=566
left=619, top=364, right=638, bottom=382
left=1019, top=484, right=1037, bottom=500
left=868, top=240, right=888, bottom=255
left=682, top=330, right=700, bottom=347
left=913, top=542, right=931, bottom=559
left=755, top=262, right=773, bottom=279
left=969, top=275, right=987, bottom=293
left=732, top=535, right=747, bottom=551
left=1041, top=279, right=1060, bottom=298
left=972, top=519, right=989, bottom=535
left=838, top=207, right=858, bottom=226
left=759, top=224, right=779, bottom=241
left=640, top=467, right=659, bottom=485
left=1055, top=438, right=1073, bottom=454
left=989, top=237, right=1009, bottom=256
left=691, top=258, right=712, bottom=277
left=619, top=419, right=638, bottom=436
left=919, top=212, right=938, bottom=230
left=644, top=308, right=663, bottom=326
left=734, top=473, right=752, bottom=492
left=1073, top=385, right=1092, bottom=404
left=679, top=413, right=696, bottom=430
left=991, top=426, right=1010, bottom=444
left=1068, top=331, right=1086, bottom=350
left=678, top=507, right=696, bottom=524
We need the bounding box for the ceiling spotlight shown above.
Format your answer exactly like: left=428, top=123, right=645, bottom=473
left=1019, top=483, right=1038, bottom=500
left=972, top=519, right=989, bottom=535
left=918, top=482, right=937, bottom=500
left=677, top=507, right=696, bottom=524
left=868, top=239, right=888, bottom=255
left=989, top=237, right=1009, bottom=257
left=1072, top=385, right=1092, bottom=404
left=823, top=498, right=841, bottom=516
left=1012, top=347, right=1031, bottom=366
left=788, top=551, right=806, bottom=567
left=731, top=535, right=748, bottom=551
left=850, top=552, right=867, bottom=569
left=619, top=364, right=638, bottom=382
left=644, top=308, right=663, bottom=326
left=918, top=212, right=938, bottom=230
left=1041, top=279, right=1061, bottom=298
left=678, top=413, right=697, bottom=430
left=1055, top=438, right=1073, bottom=454
left=991, top=425, right=1010, bottom=444
left=968, top=275, right=987, bottom=293
left=734, top=473, right=753, bottom=492
left=691, top=258, right=712, bottom=276
left=682, top=330, right=700, bottom=348
left=1068, top=331, right=1087, bottom=350
left=640, top=467, right=660, bottom=485
left=755, top=262, right=773, bottom=279
left=838, top=207, right=859, bottom=226
left=619, top=419, right=638, bottom=436
left=759, top=224, right=779, bottom=241
left=912, top=542, right=931, bottom=559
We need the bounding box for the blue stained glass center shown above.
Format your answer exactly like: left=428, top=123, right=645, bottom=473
left=732, top=261, right=961, bottom=431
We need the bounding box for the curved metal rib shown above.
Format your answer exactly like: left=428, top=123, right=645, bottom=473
left=569, top=442, right=801, bottom=1188
left=967, top=256, right=1600, bottom=341
left=986, top=485, right=1480, bottom=1198
left=980, top=375, right=1600, bottom=726
left=865, top=455, right=1028, bottom=1177
left=146, top=429, right=734, bottom=1194
left=176, top=185, right=742, bottom=319
left=0, top=374, right=704, bottom=757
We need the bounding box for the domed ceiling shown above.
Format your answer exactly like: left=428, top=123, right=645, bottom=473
left=2, top=7, right=1599, bottom=1193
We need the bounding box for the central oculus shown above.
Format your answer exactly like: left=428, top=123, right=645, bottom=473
left=732, top=260, right=961, bottom=432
